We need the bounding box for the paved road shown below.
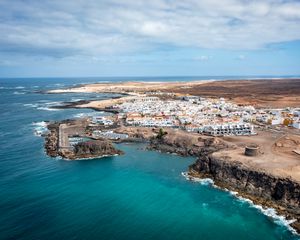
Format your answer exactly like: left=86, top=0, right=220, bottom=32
left=58, top=124, right=71, bottom=149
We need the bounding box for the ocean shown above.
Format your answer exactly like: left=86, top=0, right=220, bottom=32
left=0, top=77, right=299, bottom=240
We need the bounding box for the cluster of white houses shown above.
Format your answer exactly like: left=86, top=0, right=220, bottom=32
left=92, top=130, right=128, bottom=140
left=255, top=109, right=300, bottom=129
left=87, top=96, right=299, bottom=137
left=112, top=96, right=258, bottom=136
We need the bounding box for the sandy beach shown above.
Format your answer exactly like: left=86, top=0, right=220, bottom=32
left=47, top=80, right=214, bottom=94
left=48, top=78, right=300, bottom=109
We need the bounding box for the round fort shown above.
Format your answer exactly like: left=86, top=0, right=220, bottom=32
left=245, top=144, right=259, bottom=156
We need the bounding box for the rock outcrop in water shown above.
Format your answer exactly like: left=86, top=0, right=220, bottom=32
left=189, top=151, right=300, bottom=233
left=44, top=121, right=123, bottom=160
left=72, top=140, right=123, bottom=159
left=45, top=123, right=59, bottom=157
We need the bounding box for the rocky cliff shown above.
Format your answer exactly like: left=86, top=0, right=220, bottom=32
left=189, top=153, right=300, bottom=233
left=71, top=140, right=123, bottom=159
left=44, top=121, right=123, bottom=160
left=45, top=123, right=59, bottom=157
left=148, top=132, right=230, bottom=157
left=149, top=129, right=300, bottom=232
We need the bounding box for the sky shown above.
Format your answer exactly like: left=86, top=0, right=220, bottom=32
left=0, top=0, right=300, bottom=78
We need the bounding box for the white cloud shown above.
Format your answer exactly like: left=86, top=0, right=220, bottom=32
left=237, top=55, right=246, bottom=60
left=194, top=56, right=211, bottom=61
left=0, top=0, right=300, bottom=57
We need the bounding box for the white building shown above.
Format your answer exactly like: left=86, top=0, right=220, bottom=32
left=133, top=97, right=160, bottom=102
left=293, top=120, right=300, bottom=129
left=92, top=116, right=114, bottom=126
left=203, top=123, right=255, bottom=136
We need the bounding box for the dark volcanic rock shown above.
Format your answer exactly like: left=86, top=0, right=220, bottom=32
left=72, top=140, right=123, bottom=159
left=44, top=123, right=59, bottom=157
left=148, top=135, right=229, bottom=157
left=44, top=120, right=123, bottom=160
left=190, top=153, right=300, bottom=233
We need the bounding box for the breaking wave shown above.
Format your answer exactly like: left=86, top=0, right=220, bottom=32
left=235, top=194, right=298, bottom=235
left=181, top=172, right=214, bottom=185
left=36, top=107, right=62, bottom=111
left=24, top=101, right=63, bottom=111
left=13, top=91, right=26, bottom=95
left=181, top=172, right=298, bottom=235
left=32, top=121, right=48, bottom=136
left=24, top=103, right=39, bottom=108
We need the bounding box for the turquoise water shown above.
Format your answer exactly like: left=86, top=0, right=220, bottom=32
left=0, top=77, right=299, bottom=240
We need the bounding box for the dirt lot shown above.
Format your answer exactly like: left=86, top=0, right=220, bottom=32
left=217, top=130, right=300, bottom=182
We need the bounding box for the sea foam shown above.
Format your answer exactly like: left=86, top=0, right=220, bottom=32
left=181, top=172, right=299, bottom=235
left=181, top=172, right=214, bottom=185
left=37, top=107, right=62, bottom=111
left=13, top=91, right=25, bottom=95
left=32, top=121, right=48, bottom=136
left=24, top=101, right=63, bottom=111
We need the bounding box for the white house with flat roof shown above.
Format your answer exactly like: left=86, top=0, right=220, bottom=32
left=203, top=123, right=255, bottom=136
left=293, top=120, right=300, bottom=129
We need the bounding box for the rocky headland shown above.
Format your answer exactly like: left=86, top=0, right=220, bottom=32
left=44, top=120, right=123, bottom=160
left=71, top=140, right=123, bottom=159
left=146, top=128, right=300, bottom=233
left=42, top=78, right=300, bottom=234
left=189, top=153, right=300, bottom=232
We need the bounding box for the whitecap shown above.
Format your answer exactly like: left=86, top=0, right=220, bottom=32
left=32, top=121, right=49, bottom=136
left=71, top=98, right=84, bottom=102
left=44, top=101, right=63, bottom=106
left=13, top=91, right=25, bottom=95
left=24, top=103, right=39, bottom=108
left=15, top=86, right=25, bottom=89
left=181, top=172, right=214, bottom=185
left=181, top=171, right=299, bottom=235
left=37, top=107, right=61, bottom=111
left=235, top=195, right=298, bottom=235
left=61, top=153, right=120, bottom=161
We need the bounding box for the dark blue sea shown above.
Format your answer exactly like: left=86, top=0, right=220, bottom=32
left=0, top=77, right=299, bottom=240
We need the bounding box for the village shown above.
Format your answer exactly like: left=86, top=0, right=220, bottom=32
left=90, top=94, right=300, bottom=138
left=42, top=79, right=300, bottom=236
left=44, top=89, right=300, bottom=162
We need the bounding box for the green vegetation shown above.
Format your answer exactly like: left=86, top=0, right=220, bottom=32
left=156, top=128, right=168, bottom=139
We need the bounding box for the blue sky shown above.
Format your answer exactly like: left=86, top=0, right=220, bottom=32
left=0, top=0, right=300, bottom=77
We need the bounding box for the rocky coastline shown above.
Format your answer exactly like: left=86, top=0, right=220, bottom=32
left=71, top=140, right=123, bottom=159
left=50, top=100, right=120, bottom=113
left=188, top=154, right=300, bottom=232
left=45, top=122, right=60, bottom=157
left=148, top=134, right=230, bottom=157
left=44, top=120, right=300, bottom=233
left=44, top=121, right=123, bottom=160
left=147, top=132, right=300, bottom=234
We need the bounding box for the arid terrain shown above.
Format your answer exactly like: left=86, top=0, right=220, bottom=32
left=219, top=131, right=300, bottom=182
left=48, top=79, right=300, bottom=109
left=167, top=79, right=300, bottom=108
